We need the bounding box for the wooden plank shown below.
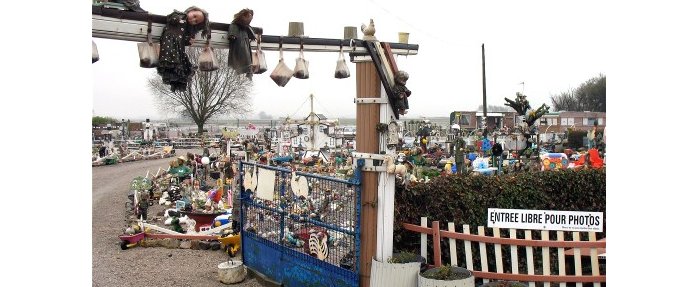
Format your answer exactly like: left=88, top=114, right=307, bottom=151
left=359, top=166, right=378, bottom=287
left=525, top=230, right=534, bottom=287
left=557, top=231, right=567, bottom=287
left=542, top=231, right=551, bottom=287
left=433, top=221, right=442, bottom=267
left=146, top=233, right=218, bottom=240
left=589, top=232, right=601, bottom=287
left=448, top=222, right=458, bottom=266
left=381, top=42, right=400, bottom=76
left=573, top=232, right=582, bottom=287
left=478, top=226, right=489, bottom=284
left=404, top=222, right=604, bottom=248
left=471, top=271, right=605, bottom=283
left=510, top=228, right=519, bottom=275
left=356, top=61, right=381, bottom=287
left=421, top=217, right=428, bottom=263
left=493, top=228, right=503, bottom=274
left=463, top=224, right=474, bottom=271
left=92, top=12, right=420, bottom=55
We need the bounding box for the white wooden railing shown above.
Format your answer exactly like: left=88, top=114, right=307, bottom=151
left=402, top=217, right=606, bottom=286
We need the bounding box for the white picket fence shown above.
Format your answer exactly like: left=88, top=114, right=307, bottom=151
left=402, top=217, right=606, bottom=286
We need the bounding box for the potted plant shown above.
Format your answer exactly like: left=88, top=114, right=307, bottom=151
left=418, top=265, right=474, bottom=287
left=370, top=251, right=426, bottom=287
left=388, top=251, right=428, bottom=272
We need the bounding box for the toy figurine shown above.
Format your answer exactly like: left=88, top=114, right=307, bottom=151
left=391, top=71, right=411, bottom=115
left=227, top=8, right=255, bottom=78
left=157, top=6, right=211, bottom=92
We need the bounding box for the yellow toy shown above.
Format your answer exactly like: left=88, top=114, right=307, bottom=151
left=219, top=233, right=242, bottom=257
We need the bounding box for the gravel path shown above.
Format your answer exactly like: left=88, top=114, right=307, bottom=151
left=92, top=149, right=262, bottom=287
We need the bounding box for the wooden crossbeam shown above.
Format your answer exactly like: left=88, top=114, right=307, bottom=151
left=92, top=6, right=419, bottom=55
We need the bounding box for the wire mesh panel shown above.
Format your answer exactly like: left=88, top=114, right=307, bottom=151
left=240, top=161, right=362, bottom=286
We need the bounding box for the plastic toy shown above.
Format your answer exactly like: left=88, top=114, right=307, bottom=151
left=119, top=232, right=145, bottom=250
left=540, top=153, right=569, bottom=171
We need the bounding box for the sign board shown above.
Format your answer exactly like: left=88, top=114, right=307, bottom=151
left=487, top=208, right=604, bottom=232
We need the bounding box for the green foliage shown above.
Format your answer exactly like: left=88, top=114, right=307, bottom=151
left=388, top=251, right=422, bottom=264
left=424, top=265, right=452, bottom=280
left=550, top=74, right=606, bottom=112
left=92, top=116, right=118, bottom=126
left=421, top=265, right=471, bottom=281
left=394, top=169, right=606, bottom=253
left=130, top=176, right=153, bottom=191
left=420, top=168, right=442, bottom=179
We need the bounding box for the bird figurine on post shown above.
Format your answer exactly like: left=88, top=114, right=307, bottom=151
left=361, top=19, right=376, bottom=41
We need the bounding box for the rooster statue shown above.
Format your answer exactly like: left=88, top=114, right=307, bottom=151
left=361, top=19, right=376, bottom=40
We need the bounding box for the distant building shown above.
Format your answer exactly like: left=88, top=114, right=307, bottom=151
left=450, top=110, right=606, bottom=134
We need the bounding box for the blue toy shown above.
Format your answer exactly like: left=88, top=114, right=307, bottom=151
left=212, top=208, right=233, bottom=227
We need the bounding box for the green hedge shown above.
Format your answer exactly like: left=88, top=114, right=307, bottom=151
left=394, top=169, right=606, bottom=252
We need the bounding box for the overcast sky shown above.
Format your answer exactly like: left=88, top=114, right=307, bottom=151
left=92, top=0, right=608, bottom=120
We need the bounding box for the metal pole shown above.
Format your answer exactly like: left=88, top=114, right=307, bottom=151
left=482, top=44, right=487, bottom=117
left=482, top=44, right=488, bottom=137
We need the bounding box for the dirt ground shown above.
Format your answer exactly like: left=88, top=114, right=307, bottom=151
left=92, top=149, right=262, bottom=287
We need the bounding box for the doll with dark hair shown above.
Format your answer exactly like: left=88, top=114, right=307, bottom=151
left=157, top=6, right=211, bottom=92
left=391, top=70, right=411, bottom=115
left=227, top=8, right=256, bottom=78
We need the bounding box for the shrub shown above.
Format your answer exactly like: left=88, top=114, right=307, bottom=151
left=394, top=169, right=606, bottom=270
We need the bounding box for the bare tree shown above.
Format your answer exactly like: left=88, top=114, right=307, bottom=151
left=148, top=47, right=252, bottom=134
left=550, top=89, right=581, bottom=111
left=550, top=74, right=605, bottom=112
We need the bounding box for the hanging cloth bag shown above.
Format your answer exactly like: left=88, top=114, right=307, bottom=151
left=334, top=40, right=351, bottom=79
left=293, top=41, right=309, bottom=79
left=270, top=42, right=293, bottom=87
left=92, top=40, right=99, bottom=63
left=251, top=34, right=268, bottom=74
left=198, top=40, right=219, bottom=72
left=137, top=18, right=160, bottom=68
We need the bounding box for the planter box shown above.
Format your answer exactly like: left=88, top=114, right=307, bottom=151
left=418, top=266, right=474, bottom=287
left=370, top=257, right=421, bottom=287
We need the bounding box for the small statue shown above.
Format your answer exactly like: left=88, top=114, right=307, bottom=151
left=361, top=19, right=376, bottom=41
left=391, top=71, right=411, bottom=115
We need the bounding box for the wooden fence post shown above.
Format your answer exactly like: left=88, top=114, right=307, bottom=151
left=432, top=221, right=441, bottom=267
left=421, top=217, right=428, bottom=263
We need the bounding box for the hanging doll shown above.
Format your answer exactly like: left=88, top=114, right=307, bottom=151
left=391, top=71, right=411, bottom=115
left=157, top=6, right=211, bottom=92
left=227, top=8, right=256, bottom=78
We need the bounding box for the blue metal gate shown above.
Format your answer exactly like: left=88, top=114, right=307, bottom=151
left=239, top=160, right=363, bottom=287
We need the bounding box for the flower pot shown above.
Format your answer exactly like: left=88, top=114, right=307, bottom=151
left=217, top=260, right=246, bottom=284
left=418, top=266, right=474, bottom=287
left=370, top=257, right=421, bottom=287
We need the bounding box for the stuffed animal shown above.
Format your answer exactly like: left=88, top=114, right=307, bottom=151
left=385, top=155, right=396, bottom=174
left=394, top=163, right=408, bottom=184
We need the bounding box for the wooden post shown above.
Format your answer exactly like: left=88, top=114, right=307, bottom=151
left=432, top=221, right=442, bottom=267
left=355, top=60, right=381, bottom=287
